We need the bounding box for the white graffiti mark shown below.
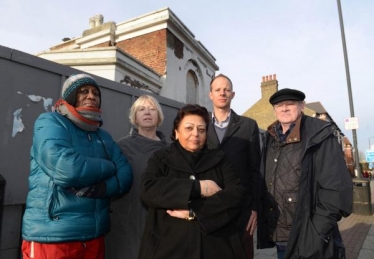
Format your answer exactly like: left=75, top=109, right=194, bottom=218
left=12, top=108, right=25, bottom=137
left=28, top=94, right=43, bottom=102
left=43, top=98, right=53, bottom=111
left=17, top=91, right=54, bottom=111
left=12, top=91, right=54, bottom=137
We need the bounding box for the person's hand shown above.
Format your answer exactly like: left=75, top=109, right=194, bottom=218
left=200, top=180, right=222, bottom=197
left=245, top=210, right=258, bottom=235
left=166, top=209, right=189, bottom=219
left=65, top=182, right=106, bottom=198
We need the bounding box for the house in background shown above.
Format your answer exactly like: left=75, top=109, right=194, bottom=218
left=37, top=8, right=218, bottom=108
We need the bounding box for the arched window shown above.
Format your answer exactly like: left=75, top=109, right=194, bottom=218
left=186, top=70, right=198, bottom=104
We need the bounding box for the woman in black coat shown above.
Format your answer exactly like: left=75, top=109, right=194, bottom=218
left=139, top=104, right=247, bottom=259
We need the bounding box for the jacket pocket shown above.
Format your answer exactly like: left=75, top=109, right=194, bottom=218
left=311, top=216, right=344, bottom=258
left=293, top=218, right=322, bottom=258
left=47, top=181, right=57, bottom=220
left=294, top=217, right=344, bottom=258
left=284, top=191, right=298, bottom=227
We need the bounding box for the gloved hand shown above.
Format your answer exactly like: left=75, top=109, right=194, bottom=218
left=67, top=181, right=106, bottom=198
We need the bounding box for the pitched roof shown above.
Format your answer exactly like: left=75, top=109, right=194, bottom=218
left=305, top=102, right=327, bottom=114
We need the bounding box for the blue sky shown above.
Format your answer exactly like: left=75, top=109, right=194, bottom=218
left=1, top=0, right=373, bottom=157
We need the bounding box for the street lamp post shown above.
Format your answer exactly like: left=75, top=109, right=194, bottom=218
left=336, top=0, right=361, bottom=178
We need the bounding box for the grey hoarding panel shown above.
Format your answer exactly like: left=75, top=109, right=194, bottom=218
left=0, top=59, right=63, bottom=205
left=0, top=45, right=184, bottom=205
left=0, top=44, right=186, bottom=259
left=0, top=45, right=12, bottom=59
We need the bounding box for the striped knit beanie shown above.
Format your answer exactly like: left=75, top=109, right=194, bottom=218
left=62, top=74, right=101, bottom=108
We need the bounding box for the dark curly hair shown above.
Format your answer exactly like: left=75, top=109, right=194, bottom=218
left=170, top=104, right=210, bottom=141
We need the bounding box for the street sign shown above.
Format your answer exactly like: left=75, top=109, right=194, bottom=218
left=365, top=149, right=374, bottom=163
left=344, top=117, right=359, bottom=130
left=369, top=163, right=374, bottom=169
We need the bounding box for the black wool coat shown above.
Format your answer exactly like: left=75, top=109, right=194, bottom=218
left=207, top=110, right=262, bottom=231
left=139, top=142, right=247, bottom=259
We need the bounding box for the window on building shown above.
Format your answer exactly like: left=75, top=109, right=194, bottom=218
left=186, top=70, right=198, bottom=104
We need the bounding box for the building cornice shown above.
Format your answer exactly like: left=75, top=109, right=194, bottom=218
left=37, top=47, right=162, bottom=93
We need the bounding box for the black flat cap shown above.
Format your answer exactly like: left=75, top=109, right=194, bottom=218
left=269, top=88, right=305, bottom=105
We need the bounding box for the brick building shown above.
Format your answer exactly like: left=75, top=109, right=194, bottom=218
left=37, top=8, right=219, bottom=108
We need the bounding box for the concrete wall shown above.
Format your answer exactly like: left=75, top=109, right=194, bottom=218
left=0, top=45, right=183, bottom=258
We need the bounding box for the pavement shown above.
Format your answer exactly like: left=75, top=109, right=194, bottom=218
left=254, top=180, right=374, bottom=259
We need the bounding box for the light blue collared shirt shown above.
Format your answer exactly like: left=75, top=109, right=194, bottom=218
left=212, top=111, right=231, bottom=129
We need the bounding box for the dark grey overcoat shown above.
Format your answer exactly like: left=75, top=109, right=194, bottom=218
left=105, top=130, right=168, bottom=259
left=207, top=110, right=261, bottom=231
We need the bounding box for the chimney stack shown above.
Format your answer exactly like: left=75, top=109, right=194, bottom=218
left=261, top=74, right=278, bottom=99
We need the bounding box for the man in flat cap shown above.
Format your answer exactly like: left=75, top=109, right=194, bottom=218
left=257, top=88, right=352, bottom=259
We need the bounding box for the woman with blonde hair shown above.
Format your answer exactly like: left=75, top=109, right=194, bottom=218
left=105, top=95, right=169, bottom=259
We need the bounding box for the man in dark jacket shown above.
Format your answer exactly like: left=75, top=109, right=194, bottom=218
left=207, top=74, right=262, bottom=258
left=257, top=88, right=352, bottom=259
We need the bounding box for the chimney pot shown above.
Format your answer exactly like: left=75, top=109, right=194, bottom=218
left=266, top=76, right=269, bottom=81
left=269, top=75, right=273, bottom=81
left=262, top=76, right=265, bottom=82
left=273, top=74, right=276, bottom=80
left=89, top=17, right=95, bottom=28
left=94, top=14, right=104, bottom=27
